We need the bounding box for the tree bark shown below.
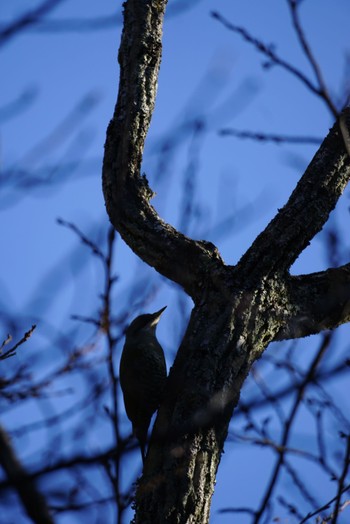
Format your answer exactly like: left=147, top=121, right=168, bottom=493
left=102, top=1, right=350, bottom=522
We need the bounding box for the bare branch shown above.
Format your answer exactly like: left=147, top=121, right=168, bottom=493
left=0, top=0, right=66, bottom=47
left=211, top=11, right=319, bottom=96
left=0, top=325, right=36, bottom=361
left=332, top=434, right=350, bottom=523
left=287, top=0, right=338, bottom=117
left=57, top=218, right=105, bottom=261
left=102, top=0, right=224, bottom=299
left=0, top=425, right=53, bottom=523
left=253, top=334, right=331, bottom=522
left=212, top=8, right=339, bottom=117
left=276, top=265, right=350, bottom=340
left=219, top=128, right=322, bottom=145
left=237, top=110, right=350, bottom=278
left=299, top=483, right=350, bottom=523
left=23, top=13, right=121, bottom=33
left=10, top=0, right=204, bottom=34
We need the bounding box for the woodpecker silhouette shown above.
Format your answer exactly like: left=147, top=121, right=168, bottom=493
left=119, top=306, right=167, bottom=463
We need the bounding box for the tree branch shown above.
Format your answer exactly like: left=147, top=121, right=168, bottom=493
left=211, top=9, right=338, bottom=117
left=219, top=128, right=322, bottom=145
left=332, top=434, right=350, bottom=523
left=211, top=11, right=320, bottom=97
left=0, top=0, right=65, bottom=47
left=0, top=325, right=36, bottom=361
left=287, top=0, right=338, bottom=117
left=0, top=425, right=53, bottom=524
left=275, top=265, right=350, bottom=340
left=102, top=0, right=224, bottom=300
left=237, top=111, right=350, bottom=279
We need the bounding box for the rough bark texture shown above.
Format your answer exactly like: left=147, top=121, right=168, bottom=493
left=102, top=1, right=350, bottom=522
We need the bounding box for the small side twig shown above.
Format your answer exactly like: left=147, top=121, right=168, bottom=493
left=219, top=128, right=322, bottom=145
left=0, top=0, right=64, bottom=47
left=212, top=8, right=338, bottom=117
left=287, top=0, right=338, bottom=117
left=299, top=483, right=350, bottom=523
left=211, top=11, right=320, bottom=96
left=0, top=325, right=36, bottom=361
left=57, top=217, right=105, bottom=261
left=331, top=434, right=350, bottom=523
left=253, top=333, right=331, bottom=523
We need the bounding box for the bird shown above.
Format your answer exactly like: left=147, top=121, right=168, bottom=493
left=119, top=306, right=167, bottom=463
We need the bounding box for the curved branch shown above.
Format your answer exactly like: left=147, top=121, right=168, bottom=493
left=102, top=0, right=224, bottom=300
left=276, top=264, right=350, bottom=340
left=237, top=110, right=350, bottom=280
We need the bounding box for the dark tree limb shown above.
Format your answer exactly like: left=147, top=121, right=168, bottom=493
left=276, top=265, right=350, bottom=340
left=0, top=425, right=53, bottom=524
left=237, top=115, right=350, bottom=279
left=102, top=0, right=224, bottom=301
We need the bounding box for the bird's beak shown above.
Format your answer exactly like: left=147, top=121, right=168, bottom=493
left=149, top=306, right=167, bottom=326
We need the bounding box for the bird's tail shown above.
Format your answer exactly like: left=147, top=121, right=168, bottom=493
left=134, top=426, right=147, bottom=464
left=139, top=438, right=146, bottom=464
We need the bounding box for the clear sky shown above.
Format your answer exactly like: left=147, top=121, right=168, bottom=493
left=1, top=0, right=350, bottom=522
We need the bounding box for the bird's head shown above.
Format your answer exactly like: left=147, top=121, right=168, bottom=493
left=126, top=306, right=167, bottom=336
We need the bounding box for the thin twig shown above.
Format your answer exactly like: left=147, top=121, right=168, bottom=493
left=0, top=333, right=12, bottom=351
left=219, top=128, right=322, bottom=145
left=211, top=11, right=320, bottom=96
left=212, top=9, right=338, bottom=117
left=287, top=0, right=338, bottom=117
left=0, top=325, right=36, bottom=361
left=299, top=483, right=350, bottom=523
left=101, top=226, right=129, bottom=523
left=253, top=333, right=331, bottom=523
left=331, top=434, right=350, bottom=523
left=0, top=0, right=65, bottom=47
left=57, top=218, right=105, bottom=261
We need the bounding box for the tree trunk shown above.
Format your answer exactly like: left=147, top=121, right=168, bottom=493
left=136, top=286, right=279, bottom=523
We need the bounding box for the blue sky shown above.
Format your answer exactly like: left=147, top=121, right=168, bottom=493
left=1, top=0, right=350, bottom=522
